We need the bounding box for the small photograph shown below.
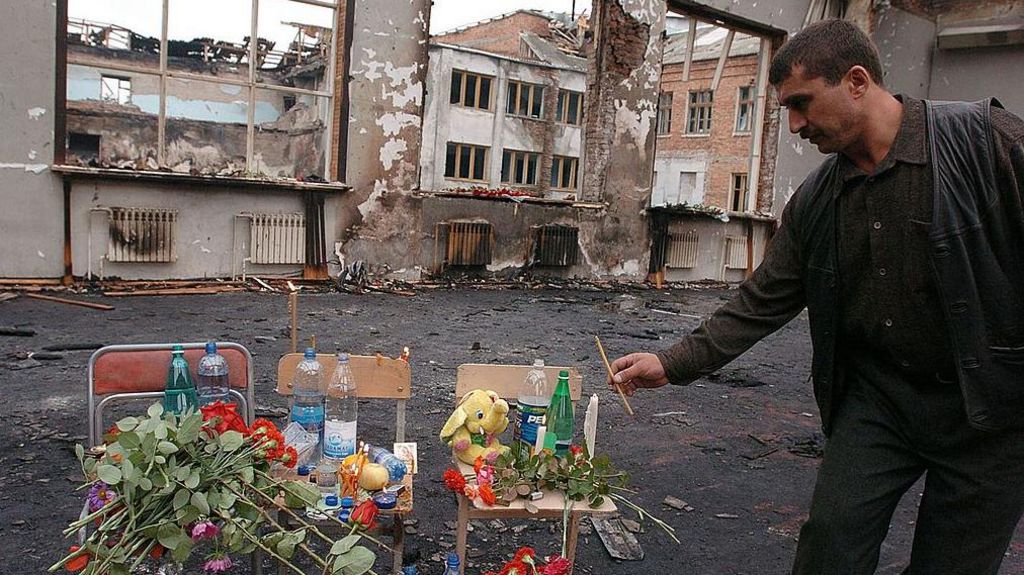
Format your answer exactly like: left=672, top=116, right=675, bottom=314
left=393, top=441, right=418, bottom=475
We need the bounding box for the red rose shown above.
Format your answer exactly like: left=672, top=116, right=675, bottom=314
left=350, top=500, right=379, bottom=530
left=65, top=546, right=90, bottom=572
left=540, top=555, right=572, bottom=575
left=200, top=402, right=248, bottom=435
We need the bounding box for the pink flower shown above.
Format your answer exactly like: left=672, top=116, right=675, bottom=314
left=476, top=465, right=495, bottom=486
left=191, top=521, right=220, bottom=541
left=202, top=555, right=233, bottom=573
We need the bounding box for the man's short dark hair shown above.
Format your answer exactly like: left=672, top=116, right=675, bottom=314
left=769, top=19, right=884, bottom=87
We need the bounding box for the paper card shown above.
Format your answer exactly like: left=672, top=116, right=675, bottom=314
left=393, top=442, right=418, bottom=475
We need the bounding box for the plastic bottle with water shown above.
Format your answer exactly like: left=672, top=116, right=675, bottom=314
left=196, top=342, right=229, bottom=406
left=323, top=353, right=358, bottom=461
left=441, top=552, right=460, bottom=575
left=513, top=359, right=549, bottom=460
left=290, top=348, right=325, bottom=461
left=364, top=443, right=407, bottom=482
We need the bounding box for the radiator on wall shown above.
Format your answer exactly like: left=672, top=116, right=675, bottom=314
left=532, top=224, right=579, bottom=267
left=438, top=221, right=493, bottom=266
left=107, top=207, right=177, bottom=263
left=724, top=235, right=749, bottom=270
left=665, top=230, right=699, bottom=269
left=249, top=213, right=306, bottom=265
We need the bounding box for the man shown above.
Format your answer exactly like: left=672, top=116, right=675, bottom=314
left=610, top=18, right=1024, bottom=575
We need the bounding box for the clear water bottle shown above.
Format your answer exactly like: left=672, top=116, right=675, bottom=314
left=163, top=345, right=198, bottom=415
left=323, top=353, right=358, bottom=461
left=513, top=359, right=549, bottom=460
left=364, top=443, right=407, bottom=482
left=442, top=552, right=460, bottom=575
left=196, top=342, right=229, bottom=406
left=317, top=458, right=338, bottom=497
left=290, top=348, right=325, bottom=461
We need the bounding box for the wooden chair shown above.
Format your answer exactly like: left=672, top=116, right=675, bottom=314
left=452, top=363, right=617, bottom=575
left=276, top=353, right=412, bottom=575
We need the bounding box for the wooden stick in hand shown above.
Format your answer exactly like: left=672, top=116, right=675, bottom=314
left=595, top=336, right=635, bottom=416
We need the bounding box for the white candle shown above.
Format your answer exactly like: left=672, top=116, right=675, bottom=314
left=584, top=394, right=599, bottom=457
left=534, top=425, right=547, bottom=456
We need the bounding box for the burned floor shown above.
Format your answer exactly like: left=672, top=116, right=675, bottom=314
left=1, top=287, right=1022, bottom=574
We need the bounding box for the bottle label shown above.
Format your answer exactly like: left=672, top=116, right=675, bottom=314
left=323, top=419, right=356, bottom=459
left=514, top=402, right=547, bottom=459
left=291, top=405, right=325, bottom=436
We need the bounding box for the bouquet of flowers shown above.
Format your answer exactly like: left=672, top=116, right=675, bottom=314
left=52, top=402, right=383, bottom=575
left=481, top=547, right=571, bottom=575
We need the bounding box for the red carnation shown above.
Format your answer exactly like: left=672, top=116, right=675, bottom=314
left=443, top=468, right=466, bottom=493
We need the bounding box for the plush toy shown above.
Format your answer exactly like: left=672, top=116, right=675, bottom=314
left=440, top=389, right=510, bottom=465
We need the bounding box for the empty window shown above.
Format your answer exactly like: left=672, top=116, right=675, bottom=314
left=550, top=156, right=579, bottom=190
left=731, top=173, right=749, bottom=211
left=501, top=150, right=540, bottom=185
left=686, top=90, right=713, bottom=134
left=555, top=89, right=583, bottom=125
left=100, top=75, right=131, bottom=104
left=657, top=92, right=673, bottom=135
left=451, top=70, right=493, bottom=110
left=445, top=142, right=488, bottom=181
left=506, top=80, right=544, bottom=118
left=68, top=132, right=100, bottom=162
left=735, top=85, right=755, bottom=133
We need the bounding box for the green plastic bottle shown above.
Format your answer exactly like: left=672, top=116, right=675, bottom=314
left=164, top=345, right=198, bottom=415
left=545, top=370, right=574, bottom=457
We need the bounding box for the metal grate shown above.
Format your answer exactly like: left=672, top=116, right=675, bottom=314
left=250, top=213, right=306, bottom=265
left=533, top=225, right=579, bottom=267
left=724, top=235, right=748, bottom=269
left=665, top=230, right=699, bottom=269
left=443, top=221, right=493, bottom=266
left=107, top=207, right=177, bottom=263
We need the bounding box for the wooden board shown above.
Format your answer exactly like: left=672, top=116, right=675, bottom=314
left=591, top=517, right=645, bottom=560
left=455, top=363, right=583, bottom=402
left=277, top=353, right=411, bottom=399
left=455, top=458, right=616, bottom=516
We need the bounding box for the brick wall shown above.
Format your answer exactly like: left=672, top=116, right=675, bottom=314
left=656, top=53, right=759, bottom=209
left=434, top=11, right=553, bottom=57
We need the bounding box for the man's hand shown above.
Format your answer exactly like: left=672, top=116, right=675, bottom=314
left=608, top=353, right=669, bottom=395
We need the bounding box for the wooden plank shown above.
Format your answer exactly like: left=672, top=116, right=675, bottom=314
left=455, top=363, right=583, bottom=401
left=0, top=279, right=62, bottom=286
left=0, top=293, right=18, bottom=303
left=455, top=458, right=617, bottom=515
left=24, top=292, right=114, bottom=310
left=682, top=18, right=697, bottom=82
left=276, top=353, right=411, bottom=399
left=711, top=29, right=735, bottom=93
left=103, top=286, right=247, bottom=296
left=591, top=517, right=645, bottom=561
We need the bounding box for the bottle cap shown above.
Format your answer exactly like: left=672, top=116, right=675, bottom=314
left=337, top=352, right=350, bottom=362
left=297, top=465, right=311, bottom=476
left=172, top=344, right=184, bottom=353
left=340, top=496, right=354, bottom=508
left=373, top=491, right=397, bottom=509
left=205, top=341, right=217, bottom=354
left=304, top=347, right=316, bottom=359
left=559, top=369, right=569, bottom=378
left=533, top=359, right=544, bottom=367
left=446, top=552, right=460, bottom=566
left=325, top=495, right=338, bottom=506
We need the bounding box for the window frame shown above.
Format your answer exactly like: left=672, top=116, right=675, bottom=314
left=506, top=80, right=544, bottom=119
left=734, top=85, right=755, bottom=134
left=686, top=89, right=714, bottom=135
left=445, top=142, right=489, bottom=182
left=555, top=89, right=583, bottom=125
left=500, top=149, right=540, bottom=186
left=451, top=69, right=494, bottom=111
left=730, top=172, right=749, bottom=212
left=657, top=92, right=673, bottom=135
left=60, top=1, right=338, bottom=180
left=100, top=74, right=132, bottom=105
left=550, top=155, right=579, bottom=190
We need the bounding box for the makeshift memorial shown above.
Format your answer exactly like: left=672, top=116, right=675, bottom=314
left=440, top=389, right=511, bottom=465
left=52, top=402, right=384, bottom=575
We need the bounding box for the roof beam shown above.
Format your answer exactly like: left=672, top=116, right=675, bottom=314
left=710, top=29, right=734, bottom=92
left=682, top=17, right=696, bottom=81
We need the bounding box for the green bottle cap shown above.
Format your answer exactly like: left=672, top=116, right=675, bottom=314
left=559, top=370, right=569, bottom=378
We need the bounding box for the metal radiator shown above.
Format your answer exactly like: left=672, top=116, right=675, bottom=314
left=107, top=207, right=177, bottom=263
left=724, top=235, right=749, bottom=269
left=533, top=224, right=579, bottom=267
left=249, top=213, right=306, bottom=265
left=442, top=221, right=493, bottom=266
left=665, top=230, right=699, bottom=269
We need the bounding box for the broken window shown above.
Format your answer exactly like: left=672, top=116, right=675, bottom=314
left=556, top=89, right=583, bottom=125
left=506, top=80, right=544, bottom=119
left=735, top=85, right=755, bottom=133
left=445, top=142, right=488, bottom=181
left=68, top=132, right=101, bottom=164
left=100, top=75, right=132, bottom=104
left=500, top=150, right=540, bottom=185
left=686, top=89, right=713, bottom=134
left=730, top=172, right=748, bottom=211
left=551, top=156, right=579, bottom=190
left=64, top=0, right=337, bottom=180
left=657, top=92, right=673, bottom=135
left=450, top=70, right=493, bottom=110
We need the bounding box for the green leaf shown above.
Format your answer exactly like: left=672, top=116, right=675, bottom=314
left=218, top=491, right=237, bottom=509
left=97, top=464, right=122, bottom=485
left=157, top=441, right=178, bottom=455
left=138, top=477, right=153, bottom=491
left=218, top=430, right=244, bottom=452
left=191, top=491, right=210, bottom=515
left=116, top=431, right=140, bottom=450
left=157, top=523, right=184, bottom=550
left=240, top=467, right=255, bottom=484
left=153, top=422, right=168, bottom=440
left=177, top=413, right=201, bottom=444
left=75, top=444, right=85, bottom=460
left=154, top=455, right=166, bottom=464
left=277, top=537, right=297, bottom=559
left=115, top=416, right=140, bottom=432
left=280, top=480, right=319, bottom=508
left=121, top=458, right=137, bottom=483
left=174, top=465, right=192, bottom=482
left=176, top=504, right=200, bottom=524
left=329, top=535, right=362, bottom=556
left=184, top=470, right=200, bottom=490
left=333, top=547, right=376, bottom=575
left=147, top=403, right=164, bottom=419
left=173, top=488, right=190, bottom=510
left=170, top=538, right=193, bottom=563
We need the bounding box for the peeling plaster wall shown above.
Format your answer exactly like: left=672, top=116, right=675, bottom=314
left=581, top=0, right=666, bottom=278
left=661, top=216, right=772, bottom=282
left=873, top=6, right=935, bottom=99
left=69, top=181, right=338, bottom=280
left=337, top=0, right=431, bottom=276
left=0, top=1, right=64, bottom=277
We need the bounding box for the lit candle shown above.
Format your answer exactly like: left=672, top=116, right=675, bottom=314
left=584, top=394, right=599, bottom=457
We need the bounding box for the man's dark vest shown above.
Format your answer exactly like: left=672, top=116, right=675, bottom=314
left=791, top=98, right=1024, bottom=434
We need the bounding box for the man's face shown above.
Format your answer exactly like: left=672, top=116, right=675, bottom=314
left=776, top=66, right=860, bottom=155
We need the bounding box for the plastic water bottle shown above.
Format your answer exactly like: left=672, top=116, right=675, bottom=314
left=323, top=353, right=358, bottom=461
left=196, top=342, right=229, bottom=406
left=513, top=359, right=550, bottom=460
left=364, top=443, right=407, bottom=482
left=317, top=458, right=338, bottom=497
left=290, top=348, right=325, bottom=461
left=442, top=552, right=460, bottom=575
left=163, top=345, right=198, bottom=415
